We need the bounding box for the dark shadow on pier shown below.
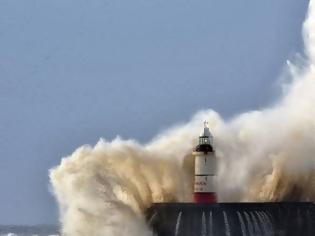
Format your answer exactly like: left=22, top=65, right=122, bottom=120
left=146, top=202, right=315, bottom=236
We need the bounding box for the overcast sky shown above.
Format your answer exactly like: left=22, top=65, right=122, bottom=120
left=0, top=0, right=309, bottom=225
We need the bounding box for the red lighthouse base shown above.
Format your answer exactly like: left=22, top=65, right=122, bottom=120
left=194, top=192, right=217, bottom=204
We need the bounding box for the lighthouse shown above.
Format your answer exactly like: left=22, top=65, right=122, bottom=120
left=193, top=121, right=217, bottom=203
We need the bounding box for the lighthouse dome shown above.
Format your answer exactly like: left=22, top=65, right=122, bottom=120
left=200, top=125, right=212, bottom=138
left=195, top=121, right=214, bottom=153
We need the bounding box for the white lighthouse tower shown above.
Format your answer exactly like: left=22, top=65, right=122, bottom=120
left=193, top=121, right=217, bottom=203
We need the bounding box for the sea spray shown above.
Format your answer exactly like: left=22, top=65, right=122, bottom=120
left=50, top=1, right=315, bottom=235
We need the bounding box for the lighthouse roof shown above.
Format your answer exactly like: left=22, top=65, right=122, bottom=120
left=195, top=121, right=214, bottom=153
left=200, top=121, right=212, bottom=138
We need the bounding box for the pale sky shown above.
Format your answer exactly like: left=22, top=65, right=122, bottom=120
left=0, top=0, right=309, bottom=224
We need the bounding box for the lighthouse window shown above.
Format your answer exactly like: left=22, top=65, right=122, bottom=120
left=199, top=137, right=209, bottom=145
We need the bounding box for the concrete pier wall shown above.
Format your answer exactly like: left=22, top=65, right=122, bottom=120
left=146, top=203, right=315, bottom=236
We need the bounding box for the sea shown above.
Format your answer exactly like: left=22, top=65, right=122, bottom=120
left=0, top=225, right=59, bottom=236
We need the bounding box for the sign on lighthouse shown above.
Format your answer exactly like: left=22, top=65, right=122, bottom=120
left=193, top=121, right=217, bottom=204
